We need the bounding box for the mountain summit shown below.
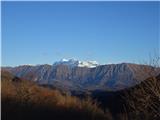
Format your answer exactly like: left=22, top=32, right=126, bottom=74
left=53, top=58, right=99, bottom=68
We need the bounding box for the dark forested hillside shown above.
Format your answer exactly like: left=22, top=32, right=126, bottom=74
left=90, top=74, right=160, bottom=120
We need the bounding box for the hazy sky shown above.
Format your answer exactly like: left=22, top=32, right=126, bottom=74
left=2, top=1, right=160, bottom=66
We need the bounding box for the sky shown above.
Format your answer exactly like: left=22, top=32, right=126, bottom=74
left=2, top=1, right=160, bottom=66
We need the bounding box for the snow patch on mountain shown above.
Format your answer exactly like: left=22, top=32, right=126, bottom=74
left=53, top=58, right=99, bottom=68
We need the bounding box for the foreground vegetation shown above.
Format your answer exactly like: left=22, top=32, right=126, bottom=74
left=1, top=69, right=160, bottom=120
left=124, top=74, right=160, bottom=120
left=1, top=70, right=111, bottom=120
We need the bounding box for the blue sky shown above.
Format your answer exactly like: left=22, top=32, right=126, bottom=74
left=2, top=1, right=160, bottom=66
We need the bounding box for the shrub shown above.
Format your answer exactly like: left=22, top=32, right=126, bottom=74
left=1, top=71, right=112, bottom=120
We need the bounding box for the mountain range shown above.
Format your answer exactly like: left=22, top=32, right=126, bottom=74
left=3, top=59, right=160, bottom=91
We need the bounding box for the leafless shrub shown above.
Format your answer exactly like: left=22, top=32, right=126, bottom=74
left=124, top=56, right=160, bottom=120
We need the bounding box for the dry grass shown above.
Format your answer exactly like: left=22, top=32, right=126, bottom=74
left=1, top=71, right=112, bottom=120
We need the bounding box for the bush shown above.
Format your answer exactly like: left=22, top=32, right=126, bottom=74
left=1, top=71, right=112, bottom=120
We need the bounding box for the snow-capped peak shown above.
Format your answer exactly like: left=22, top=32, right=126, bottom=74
left=61, top=58, right=69, bottom=62
left=53, top=58, right=99, bottom=68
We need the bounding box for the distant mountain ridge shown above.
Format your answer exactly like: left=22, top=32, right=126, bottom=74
left=2, top=61, right=160, bottom=91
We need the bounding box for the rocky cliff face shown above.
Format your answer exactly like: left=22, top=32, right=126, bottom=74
left=3, top=63, right=159, bottom=91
